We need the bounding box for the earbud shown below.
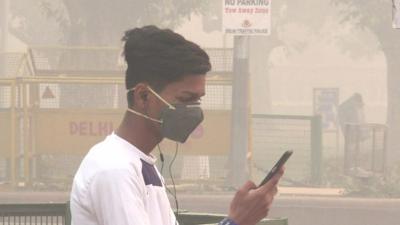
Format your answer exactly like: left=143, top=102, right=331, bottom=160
left=160, top=152, right=165, bottom=163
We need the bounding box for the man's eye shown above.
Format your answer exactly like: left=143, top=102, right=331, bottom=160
left=176, top=96, right=202, bottom=105
left=176, top=97, right=187, bottom=103
left=177, top=97, right=193, bottom=103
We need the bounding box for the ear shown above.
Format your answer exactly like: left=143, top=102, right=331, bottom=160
left=132, top=83, right=149, bottom=109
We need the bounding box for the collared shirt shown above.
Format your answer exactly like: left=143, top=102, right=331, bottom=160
left=70, top=133, right=176, bottom=225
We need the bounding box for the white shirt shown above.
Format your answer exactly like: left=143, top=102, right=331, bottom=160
left=70, top=133, right=177, bottom=225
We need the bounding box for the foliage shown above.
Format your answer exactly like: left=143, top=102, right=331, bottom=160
left=322, top=157, right=400, bottom=198
left=10, top=0, right=210, bottom=45
left=331, top=0, right=390, bottom=31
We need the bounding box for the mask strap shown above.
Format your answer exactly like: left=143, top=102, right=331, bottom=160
left=127, top=87, right=135, bottom=93
left=147, top=87, right=176, bottom=110
left=128, top=86, right=176, bottom=110
left=127, top=108, right=162, bottom=123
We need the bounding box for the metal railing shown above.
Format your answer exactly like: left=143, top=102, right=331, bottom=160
left=0, top=52, right=33, bottom=77
left=0, top=76, right=323, bottom=190
left=27, top=46, right=233, bottom=76
left=0, top=203, right=71, bottom=225
left=0, top=76, right=233, bottom=189
left=0, top=202, right=287, bottom=225
left=177, top=212, right=288, bottom=225
left=252, top=114, right=323, bottom=185
left=344, top=123, right=387, bottom=176
left=0, top=79, right=18, bottom=186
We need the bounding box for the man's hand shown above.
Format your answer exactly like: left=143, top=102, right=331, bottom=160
left=227, top=168, right=284, bottom=225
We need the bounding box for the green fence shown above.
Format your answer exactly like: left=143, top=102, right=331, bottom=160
left=0, top=202, right=287, bottom=225
left=252, top=114, right=323, bottom=185
left=344, top=123, right=387, bottom=175
left=0, top=203, right=71, bottom=225
left=177, top=212, right=288, bottom=225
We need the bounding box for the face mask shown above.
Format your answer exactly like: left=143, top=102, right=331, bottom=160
left=127, top=86, right=204, bottom=143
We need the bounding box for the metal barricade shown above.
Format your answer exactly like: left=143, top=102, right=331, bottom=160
left=0, top=52, right=32, bottom=77
left=19, top=77, right=125, bottom=187
left=1, top=75, right=324, bottom=190
left=28, top=46, right=232, bottom=76
left=0, top=203, right=71, bottom=225
left=252, top=114, right=323, bottom=185
left=177, top=212, right=288, bottom=225
left=6, top=76, right=232, bottom=189
left=0, top=79, right=18, bottom=186
left=344, top=123, right=387, bottom=176
left=0, top=202, right=288, bottom=225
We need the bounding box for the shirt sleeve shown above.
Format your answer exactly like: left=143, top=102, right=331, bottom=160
left=89, top=168, right=150, bottom=225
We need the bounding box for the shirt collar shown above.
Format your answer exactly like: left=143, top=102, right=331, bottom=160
left=111, top=132, right=157, bottom=165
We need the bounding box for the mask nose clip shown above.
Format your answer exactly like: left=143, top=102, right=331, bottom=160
left=146, top=87, right=176, bottom=110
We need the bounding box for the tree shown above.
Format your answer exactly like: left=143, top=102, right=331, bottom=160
left=8, top=1, right=211, bottom=118
left=10, top=0, right=208, bottom=46
left=332, top=0, right=400, bottom=164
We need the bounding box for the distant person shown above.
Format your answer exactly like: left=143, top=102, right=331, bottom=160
left=338, top=93, right=369, bottom=173
left=337, top=93, right=366, bottom=136
left=70, top=25, right=284, bottom=225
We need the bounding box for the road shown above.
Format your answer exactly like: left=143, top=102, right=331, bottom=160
left=0, top=191, right=399, bottom=225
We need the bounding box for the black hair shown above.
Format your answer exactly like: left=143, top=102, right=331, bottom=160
left=122, top=25, right=211, bottom=107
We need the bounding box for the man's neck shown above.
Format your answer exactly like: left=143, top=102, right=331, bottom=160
left=115, top=112, right=161, bottom=155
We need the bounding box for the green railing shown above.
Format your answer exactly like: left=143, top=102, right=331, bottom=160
left=0, top=203, right=71, bottom=225
left=0, top=202, right=287, bottom=225
left=252, top=114, right=323, bottom=185
left=177, top=212, right=288, bottom=225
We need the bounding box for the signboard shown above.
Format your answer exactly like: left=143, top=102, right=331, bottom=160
left=222, top=0, right=271, bottom=35
left=313, top=88, right=339, bottom=131
left=39, top=84, right=60, bottom=108
left=34, top=110, right=123, bottom=155
left=34, top=110, right=231, bottom=155
left=0, top=111, right=11, bottom=157
left=394, top=0, right=400, bottom=28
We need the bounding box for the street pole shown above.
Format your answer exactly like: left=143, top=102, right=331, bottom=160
left=0, top=0, right=9, bottom=77
left=227, top=35, right=251, bottom=188
left=394, top=0, right=400, bottom=29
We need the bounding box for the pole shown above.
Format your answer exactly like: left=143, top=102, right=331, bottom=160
left=227, top=35, right=250, bottom=188
left=0, top=0, right=9, bottom=77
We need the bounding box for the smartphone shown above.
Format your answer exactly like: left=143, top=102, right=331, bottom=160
left=258, top=150, right=293, bottom=187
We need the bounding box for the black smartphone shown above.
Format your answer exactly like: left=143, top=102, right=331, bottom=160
left=258, top=150, right=293, bottom=187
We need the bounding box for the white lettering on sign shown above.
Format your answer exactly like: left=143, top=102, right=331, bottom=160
left=225, top=0, right=236, bottom=5
left=69, top=121, right=114, bottom=136
left=222, top=0, right=271, bottom=35
left=237, top=0, right=269, bottom=6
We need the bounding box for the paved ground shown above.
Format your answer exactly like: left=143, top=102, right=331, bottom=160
left=176, top=194, right=400, bottom=225
left=0, top=190, right=399, bottom=225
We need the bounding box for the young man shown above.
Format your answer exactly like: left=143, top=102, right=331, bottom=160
left=70, top=25, right=283, bottom=225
